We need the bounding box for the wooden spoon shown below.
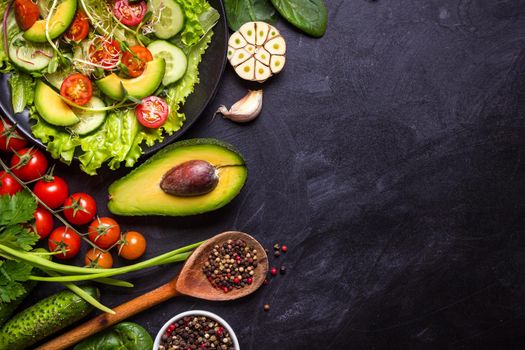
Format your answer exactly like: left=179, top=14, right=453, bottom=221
left=36, top=231, right=268, bottom=350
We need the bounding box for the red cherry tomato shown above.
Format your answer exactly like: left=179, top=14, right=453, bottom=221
left=89, top=38, right=122, bottom=70
left=33, top=175, right=69, bottom=209
left=0, top=119, right=27, bottom=152
left=118, top=231, right=146, bottom=260
left=84, top=248, right=113, bottom=268
left=64, top=11, right=89, bottom=42
left=135, top=96, right=169, bottom=129
left=121, top=45, right=153, bottom=78
left=63, top=192, right=97, bottom=225
left=113, top=0, right=147, bottom=27
left=88, top=217, right=121, bottom=249
left=10, top=148, right=48, bottom=181
left=33, top=206, right=54, bottom=239
left=60, top=73, right=93, bottom=106
left=0, top=171, right=22, bottom=195
left=14, top=0, right=40, bottom=31
left=48, top=226, right=81, bottom=260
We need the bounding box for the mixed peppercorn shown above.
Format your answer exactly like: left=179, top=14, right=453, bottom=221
left=202, top=239, right=258, bottom=293
left=159, top=316, right=235, bottom=350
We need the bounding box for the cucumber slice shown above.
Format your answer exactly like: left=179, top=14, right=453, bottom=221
left=149, top=0, right=184, bottom=39
left=68, top=97, right=107, bottom=135
left=8, top=33, right=54, bottom=72
left=147, top=40, right=188, bottom=85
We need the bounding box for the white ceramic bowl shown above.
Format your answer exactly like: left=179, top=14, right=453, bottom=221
left=153, top=310, right=240, bottom=350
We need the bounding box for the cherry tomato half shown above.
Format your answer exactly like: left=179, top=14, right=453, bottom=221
left=121, top=45, right=153, bottom=78
left=88, top=217, right=121, bottom=249
left=113, top=0, right=147, bottom=27
left=34, top=175, right=69, bottom=209
left=14, top=0, right=40, bottom=31
left=89, top=38, right=122, bottom=70
left=48, top=226, right=81, bottom=260
left=60, top=73, right=93, bottom=106
left=63, top=192, right=97, bottom=226
left=64, top=11, right=89, bottom=42
left=84, top=248, right=113, bottom=268
left=0, top=171, right=22, bottom=195
left=0, top=119, right=27, bottom=152
left=33, top=206, right=54, bottom=239
left=135, top=96, right=169, bottom=129
left=118, top=231, right=146, bottom=260
left=10, top=148, right=48, bottom=181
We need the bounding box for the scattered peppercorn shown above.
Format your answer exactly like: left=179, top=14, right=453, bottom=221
left=280, top=265, right=286, bottom=275
left=274, top=251, right=280, bottom=258
left=202, top=239, right=259, bottom=293
left=263, top=304, right=270, bottom=312
left=159, top=316, right=235, bottom=350
left=263, top=278, right=269, bottom=285
left=273, top=243, right=280, bottom=251
left=281, top=245, right=287, bottom=253
left=270, top=267, right=277, bottom=276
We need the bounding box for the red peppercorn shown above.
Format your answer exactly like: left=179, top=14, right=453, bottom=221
left=168, top=324, right=176, bottom=331
left=223, top=287, right=229, bottom=293
left=247, top=277, right=253, bottom=284
left=233, top=277, right=240, bottom=284
left=281, top=245, right=288, bottom=252
left=271, top=267, right=278, bottom=276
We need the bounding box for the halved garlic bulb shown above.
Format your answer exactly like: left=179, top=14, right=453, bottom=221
left=227, top=22, right=286, bottom=83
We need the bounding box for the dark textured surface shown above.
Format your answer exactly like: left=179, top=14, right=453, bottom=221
left=16, top=0, right=525, bottom=349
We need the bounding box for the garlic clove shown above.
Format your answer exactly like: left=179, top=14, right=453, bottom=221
left=245, top=44, right=256, bottom=55
left=255, top=60, right=272, bottom=82
left=239, top=22, right=257, bottom=45
left=255, top=21, right=270, bottom=45
left=229, top=32, right=247, bottom=48
left=230, top=48, right=252, bottom=66
left=254, top=47, right=271, bottom=66
left=216, top=90, right=264, bottom=123
left=235, top=57, right=256, bottom=80
left=227, top=47, right=234, bottom=60
left=270, top=55, right=286, bottom=74
left=264, top=36, right=286, bottom=56
left=266, top=26, right=280, bottom=41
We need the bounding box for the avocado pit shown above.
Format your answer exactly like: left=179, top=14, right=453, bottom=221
left=160, top=160, right=219, bottom=197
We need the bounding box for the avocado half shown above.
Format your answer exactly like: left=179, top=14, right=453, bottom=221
left=108, top=139, right=248, bottom=216
left=23, top=0, right=77, bottom=43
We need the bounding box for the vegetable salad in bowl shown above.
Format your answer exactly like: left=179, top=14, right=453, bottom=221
left=0, top=0, right=220, bottom=174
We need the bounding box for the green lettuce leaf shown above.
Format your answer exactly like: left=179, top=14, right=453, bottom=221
left=175, top=0, right=208, bottom=46
left=8, top=72, right=35, bottom=114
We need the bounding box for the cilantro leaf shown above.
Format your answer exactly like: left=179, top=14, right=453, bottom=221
left=0, top=225, right=39, bottom=251
left=0, top=260, right=33, bottom=303
left=0, top=191, right=37, bottom=226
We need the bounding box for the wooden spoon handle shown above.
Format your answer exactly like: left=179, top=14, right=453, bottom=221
left=36, top=282, right=178, bottom=350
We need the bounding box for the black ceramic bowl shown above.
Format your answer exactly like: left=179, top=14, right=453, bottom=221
left=0, top=0, right=228, bottom=156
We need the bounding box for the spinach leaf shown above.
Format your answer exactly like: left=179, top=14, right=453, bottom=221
left=270, top=0, right=327, bottom=37
left=224, top=0, right=277, bottom=31
left=74, top=322, right=153, bottom=350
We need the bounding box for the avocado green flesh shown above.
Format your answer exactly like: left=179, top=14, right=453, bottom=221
left=96, top=58, right=166, bottom=100
left=34, top=80, right=80, bottom=126
left=23, top=0, right=77, bottom=43
left=108, top=139, right=248, bottom=216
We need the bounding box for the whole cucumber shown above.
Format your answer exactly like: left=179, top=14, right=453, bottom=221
left=0, top=286, right=99, bottom=350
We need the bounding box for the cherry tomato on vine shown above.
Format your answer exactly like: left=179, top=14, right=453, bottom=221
left=10, top=148, right=48, bottom=181
left=0, top=171, right=22, bottom=195
left=34, top=175, right=69, bottom=209
left=63, top=192, right=97, bottom=225
left=135, top=96, right=169, bottom=129
left=14, top=0, right=40, bottom=31
left=113, top=0, right=147, bottom=27
left=121, top=45, right=153, bottom=78
left=88, top=217, right=120, bottom=249
left=48, top=226, right=81, bottom=260
left=0, top=119, right=27, bottom=152
left=84, top=248, right=113, bottom=269
left=89, top=38, right=121, bottom=70
left=118, top=231, right=146, bottom=260
left=60, top=73, right=93, bottom=106
left=33, top=206, right=54, bottom=239
left=64, top=11, right=89, bottom=42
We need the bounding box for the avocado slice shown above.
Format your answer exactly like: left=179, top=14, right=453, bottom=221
left=34, top=80, right=79, bottom=126
left=23, top=0, right=77, bottom=43
left=108, top=139, right=248, bottom=216
left=96, top=58, right=165, bottom=100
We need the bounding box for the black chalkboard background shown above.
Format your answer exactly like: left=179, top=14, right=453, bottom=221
left=17, top=0, right=525, bottom=349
